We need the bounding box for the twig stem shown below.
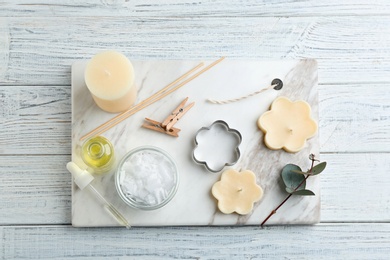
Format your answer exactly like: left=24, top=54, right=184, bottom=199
left=260, top=156, right=316, bottom=227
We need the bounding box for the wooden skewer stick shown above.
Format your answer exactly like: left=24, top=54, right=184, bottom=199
left=80, top=57, right=225, bottom=141
left=87, top=57, right=225, bottom=139
left=80, top=62, right=204, bottom=141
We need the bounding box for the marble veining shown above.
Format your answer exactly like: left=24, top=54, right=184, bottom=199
left=71, top=59, right=319, bottom=227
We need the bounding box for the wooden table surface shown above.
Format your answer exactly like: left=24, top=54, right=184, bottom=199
left=1, top=1, right=389, bottom=259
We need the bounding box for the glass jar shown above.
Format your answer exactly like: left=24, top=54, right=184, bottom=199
left=81, top=136, right=115, bottom=174
left=115, top=146, right=179, bottom=210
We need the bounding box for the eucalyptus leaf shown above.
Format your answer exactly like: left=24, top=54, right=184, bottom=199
left=291, top=169, right=307, bottom=175
left=293, top=189, right=315, bottom=196
left=281, top=164, right=306, bottom=192
left=311, top=162, right=327, bottom=175
left=285, top=187, right=295, bottom=194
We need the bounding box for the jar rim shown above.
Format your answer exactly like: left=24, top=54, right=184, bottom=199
left=115, top=146, right=179, bottom=210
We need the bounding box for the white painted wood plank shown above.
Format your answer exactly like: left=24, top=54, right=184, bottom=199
left=0, top=155, right=72, bottom=225
left=2, top=82, right=389, bottom=155
left=319, top=83, right=390, bottom=153
left=1, top=0, right=390, bottom=17
left=1, top=224, right=390, bottom=259
left=0, top=17, right=390, bottom=85
left=0, top=86, right=71, bottom=155
left=321, top=153, right=390, bottom=222
left=0, top=153, right=388, bottom=224
left=0, top=0, right=387, bottom=258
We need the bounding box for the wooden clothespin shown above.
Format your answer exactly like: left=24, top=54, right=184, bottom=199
left=142, top=97, right=195, bottom=137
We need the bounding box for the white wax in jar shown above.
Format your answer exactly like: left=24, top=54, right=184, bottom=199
left=119, top=150, right=176, bottom=207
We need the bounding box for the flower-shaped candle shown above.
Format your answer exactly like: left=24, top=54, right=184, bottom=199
left=211, top=169, right=263, bottom=215
left=257, top=96, right=317, bottom=153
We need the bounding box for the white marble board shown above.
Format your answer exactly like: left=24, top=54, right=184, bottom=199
left=71, top=59, right=319, bottom=227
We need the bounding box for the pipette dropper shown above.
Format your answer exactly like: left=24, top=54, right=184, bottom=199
left=66, top=162, right=131, bottom=228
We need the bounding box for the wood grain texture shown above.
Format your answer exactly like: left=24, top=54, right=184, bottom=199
left=0, top=16, right=390, bottom=85
left=1, top=153, right=389, bottom=225
left=1, top=83, right=389, bottom=155
left=0, top=86, right=71, bottom=155
left=321, top=153, right=390, bottom=222
left=1, top=0, right=390, bottom=17
left=319, top=83, right=390, bottom=153
left=0, top=0, right=389, bottom=258
left=0, top=18, right=9, bottom=81
left=1, top=224, right=390, bottom=259
left=0, top=156, right=72, bottom=225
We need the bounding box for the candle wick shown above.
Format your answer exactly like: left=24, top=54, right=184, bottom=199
left=104, top=69, right=111, bottom=77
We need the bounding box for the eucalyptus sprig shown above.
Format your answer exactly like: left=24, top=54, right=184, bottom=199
left=260, top=154, right=326, bottom=226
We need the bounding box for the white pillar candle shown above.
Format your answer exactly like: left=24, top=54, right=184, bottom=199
left=84, top=50, right=137, bottom=113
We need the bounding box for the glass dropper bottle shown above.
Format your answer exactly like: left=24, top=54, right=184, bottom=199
left=66, top=162, right=130, bottom=228
left=81, top=136, right=115, bottom=174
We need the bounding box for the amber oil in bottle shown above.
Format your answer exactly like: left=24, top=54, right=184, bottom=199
left=81, top=136, right=115, bottom=174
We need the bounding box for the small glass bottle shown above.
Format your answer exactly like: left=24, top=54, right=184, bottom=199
left=81, top=136, right=115, bottom=174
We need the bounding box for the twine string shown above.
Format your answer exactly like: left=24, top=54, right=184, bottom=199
left=207, top=84, right=277, bottom=104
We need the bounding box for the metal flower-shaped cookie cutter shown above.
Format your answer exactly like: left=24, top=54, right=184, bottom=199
left=193, top=120, right=242, bottom=172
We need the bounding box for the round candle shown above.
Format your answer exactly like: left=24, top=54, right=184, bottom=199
left=212, top=169, right=263, bottom=215
left=84, top=50, right=137, bottom=113
left=257, top=96, right=317, bottom=153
